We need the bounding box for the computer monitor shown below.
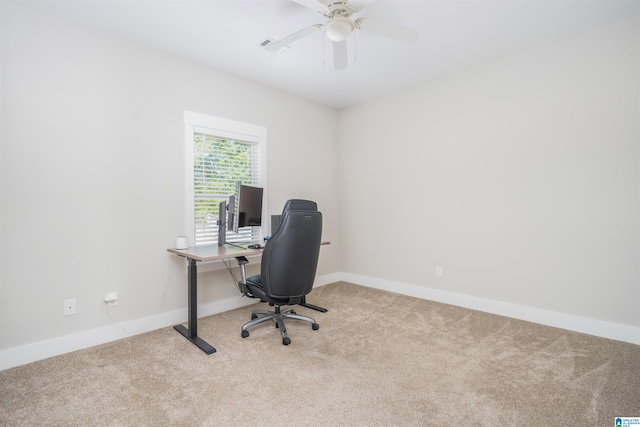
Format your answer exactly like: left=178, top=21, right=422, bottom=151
left=218, top=183, right=263, bottom=246
left=217, top=199, right=229, bottom=246
left=227, top=195, right=236, bottom=232
left=234, top=184, right=263, bottom=232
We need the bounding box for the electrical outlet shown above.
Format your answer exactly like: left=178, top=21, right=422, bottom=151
left=104, top=292, right=118, bottom=307
left=64, top=298, right=76, bottom=316
left=436, top=266, right=444, bottom=278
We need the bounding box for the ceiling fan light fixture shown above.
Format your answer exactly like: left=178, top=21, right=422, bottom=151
left=325, top=16, right=354, bottom=42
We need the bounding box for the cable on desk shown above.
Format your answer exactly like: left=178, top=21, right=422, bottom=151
left=105, top=258, right=173, bottom=335
left=225, top=242, right=248, bottom=249
left=222, top=257, right=258, bottom=298
left=222, top=257, right=240, bottom=289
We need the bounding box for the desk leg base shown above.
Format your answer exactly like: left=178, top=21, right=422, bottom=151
left=299, top=302, right=328, bottom=313
left=173, top=325, right=216, bottom=355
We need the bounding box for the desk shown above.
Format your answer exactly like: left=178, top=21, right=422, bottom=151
left=167, top=242, right=329, bottom=354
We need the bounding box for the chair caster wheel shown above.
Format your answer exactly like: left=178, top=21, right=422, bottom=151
left=251, top=314, right=257, bottom=320
left=283, top=337, right=291, bottom=345
left=241, top=330, right=249, bottom=338
left=312, top=323, right=319, bottom=330
left=290, top=310, right=296, bottom=315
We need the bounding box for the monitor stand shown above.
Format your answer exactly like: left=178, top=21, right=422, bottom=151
left=218, top=200, right=227, bottom=246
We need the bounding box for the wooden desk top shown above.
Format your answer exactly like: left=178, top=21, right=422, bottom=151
left=167, top=244, right=261, bottom=262
left=168, top=241, right=330, bottom=262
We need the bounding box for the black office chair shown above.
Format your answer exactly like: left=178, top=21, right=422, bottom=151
left=240, top=200, right=322, bottom=345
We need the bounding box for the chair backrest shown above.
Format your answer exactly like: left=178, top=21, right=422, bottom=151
left=260, top=200, right=322, bottom=303
left=281, top=199, right=318, bottom=214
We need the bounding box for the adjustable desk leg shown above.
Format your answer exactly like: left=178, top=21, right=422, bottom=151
left=299, top=295, right=328, bottom=313
left=173, top=258, right=216, bottom=354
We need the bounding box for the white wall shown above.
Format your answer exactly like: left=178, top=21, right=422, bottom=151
left=0, top=0, right=4, bottom=370
left=338, top=16, right=639, bottom=331
left=340, top=18, right=640, bottom=334
left=0, top=2, right=340, bottom=362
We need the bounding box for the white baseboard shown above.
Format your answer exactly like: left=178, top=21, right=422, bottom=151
left=0, top=293, right=259, bottom=371
left=0, top=273, right=340, bottom=371
left=314, top=272, right=342, bottom=287
left=3, top=272, right=637, bottom=371
left=341, top=273, right=640, bottom=346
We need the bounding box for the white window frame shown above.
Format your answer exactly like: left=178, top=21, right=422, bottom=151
left=184, top=111, right=267, bottom=248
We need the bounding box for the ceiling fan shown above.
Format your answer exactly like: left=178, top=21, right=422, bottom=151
left=266, top=0, right=419, bottom=70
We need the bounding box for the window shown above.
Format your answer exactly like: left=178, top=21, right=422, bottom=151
left=185, top=111, right=267, bottom=247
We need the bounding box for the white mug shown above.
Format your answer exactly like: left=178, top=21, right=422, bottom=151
left=175, top=236, right=188, bottom=250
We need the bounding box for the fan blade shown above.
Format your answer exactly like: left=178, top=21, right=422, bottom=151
left=333, top=40, right=348, bottom=71
left=266, top=24, right=323, bottom=52
left=355, top=17, right=418, bottom=43
left=291, top=0, right=330, bottom=15
left=348, top=0, right=375, bottom=12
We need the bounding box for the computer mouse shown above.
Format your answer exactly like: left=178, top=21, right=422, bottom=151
left=248, top=244, right=262, bottom=249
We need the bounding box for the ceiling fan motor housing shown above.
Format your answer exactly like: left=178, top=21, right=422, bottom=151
left=324, top=1, right=352, bottom=16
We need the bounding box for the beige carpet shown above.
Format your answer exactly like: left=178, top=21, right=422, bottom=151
left=1, top=282, right=638, bottom=426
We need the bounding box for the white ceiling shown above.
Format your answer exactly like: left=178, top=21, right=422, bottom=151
left=12, top=0, right=640, bottom=109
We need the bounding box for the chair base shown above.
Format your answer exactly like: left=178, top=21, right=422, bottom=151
left=241, top=305, right=319, bottom=345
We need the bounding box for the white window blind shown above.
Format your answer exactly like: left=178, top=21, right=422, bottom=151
left=185, top=111, right=267, bottom=247
left=193, top=133, right=260, bottom=245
